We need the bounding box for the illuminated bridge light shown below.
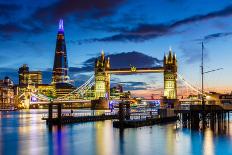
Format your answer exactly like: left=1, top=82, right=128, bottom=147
left=31, top=96, right=37, bottom=102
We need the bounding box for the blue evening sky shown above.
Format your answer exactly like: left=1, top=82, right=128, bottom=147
left=1, top=0, right=232, bottom=96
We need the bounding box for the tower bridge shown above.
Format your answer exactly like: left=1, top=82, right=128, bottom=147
left=94, top=49, right=178, bottom=105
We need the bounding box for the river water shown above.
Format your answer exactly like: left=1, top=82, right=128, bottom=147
left=0, top=110, right=232, bottom=155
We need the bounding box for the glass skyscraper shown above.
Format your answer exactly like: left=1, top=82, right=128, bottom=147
left=52, top=19, right=70, bottom=84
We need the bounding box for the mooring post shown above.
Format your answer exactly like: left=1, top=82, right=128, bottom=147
left=228, top=112, right=230, bottom=125
left=191, top=112, right=200, bottom=129
left=48, top=102, right=53, bottom=120
left=125, top=103, right=130, bottom=120
left=58, top=104, right=62, bottom=122
left=118, top=102, right=125, bottom=122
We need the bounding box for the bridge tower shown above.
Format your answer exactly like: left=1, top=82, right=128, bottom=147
left=94, top=50, right=110, bottom=99
left=163, top=48, right=177, bottom=100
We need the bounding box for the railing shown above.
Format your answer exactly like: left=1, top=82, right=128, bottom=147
left=175, top=103, right=232, bottom=111
left=129, top=111, right=159, bottom=120
left=42, top=111, right=117, bottom=119
left=219, top=104, right=232, bottom=110
left=174, top=104, right=190, bottom=111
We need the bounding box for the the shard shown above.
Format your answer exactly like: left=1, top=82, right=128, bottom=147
left=52, top=19, right=70, bottom=84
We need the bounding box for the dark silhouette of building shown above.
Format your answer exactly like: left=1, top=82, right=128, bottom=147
left=52, top=19, right=75, bottom=97
left=52, top=19, right=70, bottom=84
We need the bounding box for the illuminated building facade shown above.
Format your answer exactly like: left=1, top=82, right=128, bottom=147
left=52, top=19, right=70, bottom=84
left=94, top=51, right=110, bottom=99
left=163, top=49, right=177, bottom=99
left=15, top=83, right=56, bottom=109
left=110, top=84, right=123, bottom=97
left=18, top=64, right=42, bottom=85
left=37, top=84, right=56, bottom=98
left=16, top=64, right=56, bottom=108
left=0, top=77, right=15, bottom=110
left=110, top=84, right=130, bottom=99
left=55, top=83, right=75, bottom=97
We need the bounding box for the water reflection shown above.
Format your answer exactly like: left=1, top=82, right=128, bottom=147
left=1, top=110, right=232, bottom=155
left=203, top=129, right=214, bottom=155
left=119, top=129, right=125, bottom=154
left=95, top=120, right=115, bottom=155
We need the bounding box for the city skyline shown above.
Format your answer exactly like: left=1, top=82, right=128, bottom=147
left=1, top=0, right=232, bottom=97
left=1, top=2, right=232, bottom=155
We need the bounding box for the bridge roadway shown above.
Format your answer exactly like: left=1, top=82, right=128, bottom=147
left=31, top=98, right=160, bottom=105
left=106, top=67, right=164, bottom=74
left=30, top=99, right=91, bottom=105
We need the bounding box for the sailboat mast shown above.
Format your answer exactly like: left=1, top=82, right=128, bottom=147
left=201, top=42, right=204, bottom=106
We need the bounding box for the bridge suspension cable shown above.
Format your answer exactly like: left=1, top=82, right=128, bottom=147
left=177, top=73, right=208, bottom=95
left=57, top=74, right=95, bottom=100
left=31, top=93, right=50, bottom=101
left=78, top=81, right=95, bottom=96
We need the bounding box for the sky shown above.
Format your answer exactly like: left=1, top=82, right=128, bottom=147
left=1, top=0, right=232, bottom=97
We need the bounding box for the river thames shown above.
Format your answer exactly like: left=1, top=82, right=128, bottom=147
left=1, top=110, right=232, bottom=155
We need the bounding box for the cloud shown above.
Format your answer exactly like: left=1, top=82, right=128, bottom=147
left=0, top=22, right=44, bottom=39
left=117, top=81, right=148, bottom=91
left=182, top=31, right=232, bottom=64
left=0, top=3, right=22, bottom=19
left=195, top=32, right=232, bottom=43
left=0, top=23, right=28, bottom=33
left=0, top=0, right=126, bottom=39
left=69, top=51, right=162, bottom=73
left=81, top=4, right=232, bottom=42
left=28, top=0, right=126, bottom=27
left=180, top=42, right=209, bottom=64
left=109, top=51, right=162, bottom=68
left=0, top=3, right=43, bottom=37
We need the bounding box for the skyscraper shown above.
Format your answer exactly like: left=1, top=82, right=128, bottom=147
left=52, top=19, right=70, bottom=84
left=52, top=19, right=75, bottom=97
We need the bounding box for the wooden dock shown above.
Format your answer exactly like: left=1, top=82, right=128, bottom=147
left=113, top=116, right=178, bottom=128
left=42, top=102, right=118, bottom=125
left=174, top=104, right=232, bottom=129
left=44, top=114, right=118, bottom=125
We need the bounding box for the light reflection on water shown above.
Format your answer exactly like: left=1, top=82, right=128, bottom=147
left=0, top=110, right=232, bottom=155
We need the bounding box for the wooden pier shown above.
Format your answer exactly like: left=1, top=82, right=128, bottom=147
left=113, top=102, right=178, bottom=128
left=175, top=104, right=232, bottom=129
left=43, top=114, right=118, bottom=125
left=113, top=116, right=178, bottom=128
left=43, top=102, right=118, bottom=125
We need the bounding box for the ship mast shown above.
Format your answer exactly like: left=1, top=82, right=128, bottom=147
left=201, top=42, right=204, bottom=108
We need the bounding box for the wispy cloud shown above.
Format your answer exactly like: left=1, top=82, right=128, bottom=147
left=195, top=32, right=232, bottom=43
left=81, top=4, right=232, bottom=42
left=0, top=3, right=22, bottom=19
left=118, top=81, right=148, bottom=91
left=179, top=42, right=209, bottom=64
left=0, top=0, right=127, bottom=38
